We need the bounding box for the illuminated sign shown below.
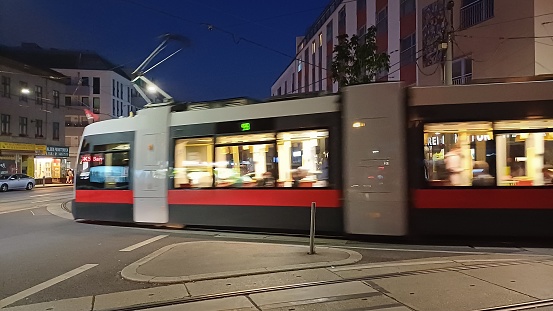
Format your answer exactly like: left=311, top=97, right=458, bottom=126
left=81, top=155, right=91, bottom=162
left=240, top=122, right=251, bottom=131
left=93, top=156, right=104, bottom=162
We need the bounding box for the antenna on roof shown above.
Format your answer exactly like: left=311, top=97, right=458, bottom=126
left=131, top=33, right=191, bottom=107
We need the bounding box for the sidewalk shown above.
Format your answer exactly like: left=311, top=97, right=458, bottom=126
left=34, top=183, right=73, bottom=189
left=4, top=237, right=553, bottom=311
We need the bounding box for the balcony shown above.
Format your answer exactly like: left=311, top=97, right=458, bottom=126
left=460, top=0, right=494, bottom=29
left=65, top=85, right=90, bottom=96
left=453, top=73, right=473, bottom=85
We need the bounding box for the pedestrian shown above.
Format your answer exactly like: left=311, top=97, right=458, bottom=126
left=68, top=169, right=74, bottom=184
left=66, top=169, right=71, bottom=183
left=444, top=143, right=464, bottom=186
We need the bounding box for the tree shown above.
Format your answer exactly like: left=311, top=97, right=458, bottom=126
left=331, top=26, right=390, bottom=88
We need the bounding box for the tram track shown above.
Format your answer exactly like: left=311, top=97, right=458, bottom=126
left=104, top=258, right=551, bottom=311
left=473, top=298, right=553, bottom=311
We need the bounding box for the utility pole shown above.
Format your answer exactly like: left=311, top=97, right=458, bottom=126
left=444, top=0, right=454, bottom=85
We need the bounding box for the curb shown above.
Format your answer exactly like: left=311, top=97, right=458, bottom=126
left=121, top=241, right=362, bottom=284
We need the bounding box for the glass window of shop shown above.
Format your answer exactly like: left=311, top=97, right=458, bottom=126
left=214, top=133, right=277, bottom=188
left=173, top=137, right=214, bottom=188
left=424, top=122, right=495, bottom=186
left=76, top=143, right=130, bottom=190
left=276, top=130, right=329, bottom=188
left=494, top=119, right=553, bottom=186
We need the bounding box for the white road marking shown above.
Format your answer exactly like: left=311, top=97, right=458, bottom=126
left=30, top=210, right=35, bottom=215
left=119, top=235, right=169, bottom=252
left=0, top=207, right=41, bottom=215
left=30, top=194, right=49, bottom=198
left=0, top=264, right=98, bottom=308
left=31, top=199, right=54, bottom=204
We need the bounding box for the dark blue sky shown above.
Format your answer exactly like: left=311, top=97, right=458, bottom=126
left=0, top=0, right=326, bottom=102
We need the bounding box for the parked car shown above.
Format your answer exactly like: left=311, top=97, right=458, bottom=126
left=0, top=174, right=35, bottom=192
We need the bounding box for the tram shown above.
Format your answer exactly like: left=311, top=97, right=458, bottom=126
left=73, top=79, right=553, bottom=238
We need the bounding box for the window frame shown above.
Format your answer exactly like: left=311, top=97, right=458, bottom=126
left=1, top=114, right=10, bottom=135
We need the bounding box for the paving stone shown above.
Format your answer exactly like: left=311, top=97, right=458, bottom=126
left=1, top=297, right=93, bottom=311
left=373, top=271, right=536, bottom=311
left=250, top=281, right=376, bottom=308
left=93, top=285, right=188, bottom=310
left=462, top=262, right=553, bottom=299
left=186, top=268, right=341, bottom=296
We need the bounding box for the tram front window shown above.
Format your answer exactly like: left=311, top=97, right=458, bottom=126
left=76, top=151, right=130, bottom=190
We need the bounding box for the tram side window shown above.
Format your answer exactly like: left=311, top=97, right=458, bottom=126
left=174, top=137, right=214, bottom=188
left=76, top=151, right=130, bottom=190
left=424, top=122, right=495, bottom=186
left=214, top=133, right=277, bottom=188
left=494, top=119, right=553, bottom=186
left=277, top=130, right=329, bottom=188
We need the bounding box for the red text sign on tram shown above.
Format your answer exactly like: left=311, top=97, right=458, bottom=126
left=92, top=155, right=103, bottom=162
left=81, top=155, right=91, bottom=162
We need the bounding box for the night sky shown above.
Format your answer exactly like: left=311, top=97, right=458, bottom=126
left=0, top=0, right=326, bottom=102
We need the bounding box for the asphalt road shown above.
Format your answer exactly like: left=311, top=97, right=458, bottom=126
left=0, top=187, right=547, bottom=309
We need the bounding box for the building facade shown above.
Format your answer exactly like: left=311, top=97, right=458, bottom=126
left=0, top=56, right=70, bottom=182
left=271, top=0, right=553, bottom=95
left=0, top=45, right=146, bottom=163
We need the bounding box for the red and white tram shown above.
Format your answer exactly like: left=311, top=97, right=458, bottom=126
left=73, top=80, right=553, bottom=237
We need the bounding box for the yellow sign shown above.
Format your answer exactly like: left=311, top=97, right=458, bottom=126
left=0, top=142, right=36, bottom=151
left=35, top=145, right=47, bottom=155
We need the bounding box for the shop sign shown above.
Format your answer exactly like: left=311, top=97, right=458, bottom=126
left=0, top=142, right=35, bottom=151
left=35, top=145, right=47, bottom=156
left=46, top=146, right=69, bottom=157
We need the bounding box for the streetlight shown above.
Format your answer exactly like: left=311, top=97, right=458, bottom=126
left=20, top=88, right=30, bottom=94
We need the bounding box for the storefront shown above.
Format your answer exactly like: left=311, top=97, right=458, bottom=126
left=0, top=142, right=41, bottom=176
left=34, top=146, right=70, bottom=183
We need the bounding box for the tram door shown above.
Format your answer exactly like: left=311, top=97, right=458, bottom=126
left=133, top=105, right=171, bottom=223
left=342, top=82, right=408, bottom=236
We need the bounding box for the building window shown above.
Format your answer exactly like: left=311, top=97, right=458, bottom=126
left=338, top=7, right=346, bottom=34
left=93, top=77, right=100, bottom=94
left=65, top=96, right=71, bottom=106
left=326, top=21, right=333, bottom=43
left=112, top=79, right=115, bottom=96
left=358, top=26, right=367, bottom=43
left=312, top=41, right=316, bottom=54
left=19, top=82, right=28, bottom=102
left=35, top=119, right=43, bottom=137
left=357, top=0, right=366, bottom=12
left=460, top=0, right=494, bottom=29
left=1, top=114, right=10, bottom=135
left=19, top=117, right=27, bottom=136
left=35, top=85, right=43, bottom=105
left=81, top=77, right=89, bottom=86
left=127, top=87, right=130, bottom=102
left=116, top=81, right=120, bottom=99
left=82, top=96, right=89, bottom=107
left=53, top=122, right=60, bottom=140
left=112, top=99, right=116, bottom=116
left=292, top=73, right=296, bottom=92
left=376, top=7, right=388, bottom=34
left=93, top=97, right=100, bottom=114
left=53, top=90, right=60, bottom=108
left=1, top=76, right=10, bottom=98
left=400, top=0, right=416, bottom=16
left=319, top=33, right=323, bottom=47
left=400, top=33, right=417, bottom=65
left=452, top=57, right=473, bottom=85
